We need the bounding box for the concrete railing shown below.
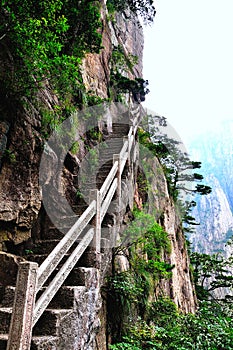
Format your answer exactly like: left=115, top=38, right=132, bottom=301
left=6, top=104, right=143, bottom=350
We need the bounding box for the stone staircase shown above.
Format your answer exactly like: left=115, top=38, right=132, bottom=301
left=80, top=123, right=130, bottom=195
left=0, top=121, right=132, bottom=350
left=0, top=236, right=103, bottom=349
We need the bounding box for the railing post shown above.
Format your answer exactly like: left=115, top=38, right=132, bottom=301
left=113, top=154, right=121, bottom=212
left=90, top=189, right=101, bottom=253
left=123, top=136, right=130, bottom=166
left=7, top=261, right=38, bottom=350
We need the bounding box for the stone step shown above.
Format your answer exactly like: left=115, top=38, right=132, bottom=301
left=0, top=334, right=7, bottom=350
left=40, top=221, right=87, bottom=240
left=40, top=226, right=65, bottom=240
left=0, top=308, right=12, bottom=334
left=33, top=309, right=72, bottom=336
left=0, top=285, right=77, bottom=310
left=0, top=266, right=98, bottom=310
left=31, top=335, right=59, bottom=350
left=30, top=239, right=61, bottom=255
left=101, top=238, right=111, bottom=252
left=0, top=334, right=59, bottom=350
left=0, top=287, right=15, bottom=308
left=29, top=238, right=85, bottom=256
left=25, top=253, right=70, bottom=266
left=0, top=308, right=72, bottom=336
left=25, top=245, right=97, bottom=274
left=37, top=286, right=79, bottom=309
left=24, top=235, right=88, bottom=265
left=45, top=267, right=94, bottom=287
left=112, top=127, right=129, bottom=134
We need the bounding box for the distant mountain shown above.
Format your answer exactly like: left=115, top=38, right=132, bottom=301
left=187, top=121, right=233, bottom=257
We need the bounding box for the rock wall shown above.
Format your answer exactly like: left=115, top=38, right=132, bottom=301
left=0, top=2, right=197, bottom=349
left=0, top=103, right=42, bottom=249
left=189, top=122, right=233, bottom=256
left=145, top=157, right=197, bottom=313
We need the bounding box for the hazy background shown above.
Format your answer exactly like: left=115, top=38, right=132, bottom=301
left=143, top=0, right=233, bottom=146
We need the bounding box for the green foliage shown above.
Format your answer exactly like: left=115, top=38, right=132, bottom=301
left=108, top=271, right=144, bottom=308
left=138, top=118, right=212, bottom=204
left=87, top=128, right=103, bottom=142
left=111, top=46, right=138, bottom=74
left=110, top=300, right=233, bottom=350
left=109, top=210, right=172, bottom=322
left=106, top=0, right=156, bottom=24
left=0, top=0, right=102, bottom=100
left=85, top=94, right=105, bottom=107
left=109, top=209, right=233, bottom=350
left=129, top=214, right=172, bottom=281
left=138, top=128, right=169, bottom=158
left=41, top=107, right=66, bottom=136
left=70, top=141, right=79, bottom=155
left=190, top=250, right=233, bottom=300
left=111, top=73, right=145, bottom=94
left=120, top=210, right=171, bottom=254
left=148, top=297, right=179, bottom=326
left=3, top=149, right=16, bottom=163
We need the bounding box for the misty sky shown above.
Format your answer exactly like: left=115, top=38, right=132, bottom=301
left=143, top=0, right=233, bottom=146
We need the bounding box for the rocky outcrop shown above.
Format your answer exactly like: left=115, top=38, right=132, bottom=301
left=0, top=106, right=42, bottom=249
left=189, top=122, right=233, bottom=256
left=146, top=157, right=197, bottom=313
left=191, top=175, right=233, bottom=255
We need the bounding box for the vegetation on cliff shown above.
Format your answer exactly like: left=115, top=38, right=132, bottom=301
left=108, top=124, right=233, bottom=349
left=107, top=0, right=156, bottom=24
left=0, top=0, right=102, bottom=103
left=108, top=219, right=233, bottom=349
left=1, top=1, right=231, bottom=349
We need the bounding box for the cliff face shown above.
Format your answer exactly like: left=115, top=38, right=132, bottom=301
left=0, top=2, right=196, bottom=349
left=189, top=122, right=233, bottom=257
left=191, top=175, right=233, bottom=255
left=145, top=158, right=196, bottom=313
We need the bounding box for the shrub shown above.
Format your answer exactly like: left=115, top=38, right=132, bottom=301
left=106, top=0, right=156, bottom=24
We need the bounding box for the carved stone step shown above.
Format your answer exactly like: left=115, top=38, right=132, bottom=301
left=25, top=253, right=69, bottom=266
left=29, top=239, right=84, bottom=256
left=40, top=226, right=65, bottom=240
left=31, top=335, right=59, bottom=350
left=0, top=308, right=12, bottom=334
left=0, top=287, right=15, bottom=308
left=101, top=238, right=111, bottom=252
left=37, top=286, right=77, bottom=310
left=30, top=239, right=61, bottom=255
left=0, top=334, right=7, bottom=350
left=24, top=235, right=87, bottom=264
left=0, top=334, right=59, bottom=350
left=33, top=309, right=72, bottom=336
left=40, top=222, right=87, bottom=240
left=45, top=267, right=95, bottom=287
left=0, top=286, right=76, bottom=310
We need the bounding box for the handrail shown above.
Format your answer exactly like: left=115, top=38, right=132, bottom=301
left=33, top=229, right=94, bottom=325
left=100, top=160, right=118, bottom=200
left=37, top=200, right=96, bottom=291
left=119, top=140, right=129, bottom=160
left=100, top=178, right=118, bottom=222
left=7, top=104, right=143, bottom=350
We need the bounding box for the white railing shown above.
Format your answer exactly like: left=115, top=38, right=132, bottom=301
left=6, top=104, right=143, bottom=350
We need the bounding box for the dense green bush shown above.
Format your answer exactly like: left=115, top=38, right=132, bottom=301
left=0, top=0, right=102, bottom=99
left=108, top=210, right=173, bottom=338
left=110, top=300, right=233, bottom=350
